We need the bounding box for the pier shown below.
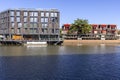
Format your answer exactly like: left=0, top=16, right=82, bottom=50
left=47, top=40, right=63, bottom=45
left=0, top=40, right=63, bottom=46
left=0, top=40, right=23, bottom=45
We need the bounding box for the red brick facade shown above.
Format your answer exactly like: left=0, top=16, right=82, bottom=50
left=62, top=24, right=117, bottom=35
left=91, top=24, right=117, bottom=35
left=62, top=24, right=71, bottom=34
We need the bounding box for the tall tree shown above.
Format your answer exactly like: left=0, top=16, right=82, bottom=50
left=69, top=18, right=92, bottom=35
left=117, top=30, right=120, bottom=35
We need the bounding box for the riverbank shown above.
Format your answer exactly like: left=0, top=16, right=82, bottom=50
left=63, top=40, right=120, bottom=46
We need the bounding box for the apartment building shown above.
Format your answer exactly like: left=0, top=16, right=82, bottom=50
left=92, top=24, right=117, bottom=35
left=0, top=8, right=60, bottom=41
left=61, top=24, right=70, bottom=35
left=91, top=24, right=117, bottom=39
left=62, top=24, right=117, bottom=40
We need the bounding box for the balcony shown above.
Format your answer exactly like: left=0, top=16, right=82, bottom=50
left=107, top=33, right=114, bottom=35
left=111, top=28, right=116, bottom=30
left=107, top=28, right=111, bottom=31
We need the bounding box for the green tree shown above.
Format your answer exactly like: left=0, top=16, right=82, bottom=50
left=59, top=28, right=63, bottom=38
left=117, top=30, right=120, bottom=35
left=69, top=18, right=92, bottom=35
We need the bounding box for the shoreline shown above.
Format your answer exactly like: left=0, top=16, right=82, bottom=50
left=63, top=40, right=120, bottom=46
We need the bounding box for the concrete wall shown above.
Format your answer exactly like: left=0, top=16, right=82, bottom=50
left=63, top=40, right=120, bottom=46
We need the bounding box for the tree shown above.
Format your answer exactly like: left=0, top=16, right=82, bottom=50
left=69, top=18, right=92, bottom=35
left=59, top=28, right=63, bottom=38
left=117, top=30, right=120, bottom=35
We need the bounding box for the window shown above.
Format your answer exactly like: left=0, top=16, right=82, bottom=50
left=33, top=23, right=38, bottom=28
left=34, top=12, right=38, bottom=16
left=42, top=24, right=48, bottom=28
left=16, top=11, right=20, bottom=16
left=24, top=18, right=27, bottom=22
left=42, top=29, right=44, bottom=33
left=44, top=29, right=47, bottom=33
left=56, top=29, right=59, bottom=33
left=24, top=12, right=28, bottom=16
left=54, top=13, right=57, bottom=17
left=46, top=12, right=49, bottom=17
left=30, top=18, right=38, bottom=22
left=24, top=28, right=28, bottom=33
left=51, top=18, right=55, bottom=22
left=38, top=18, right=45, bottom=22
left=34, top=18, right=38, bottom=22
left=11, top=28, right=14, bottom=33
left=41, top=18, right=44, bottom=22
left=30, top=24, right=33, bottom=28
left=24, top=23, right=27, bottom=28
left=41, top=12, right=44, bottom=17
left=18, top=23, right=22, bottom=28
left=17, top=28, right=21, bottom=33
left=30, top=18, right=34, bottom=22
left=10, top=11, right=14, bottom=16
left=53, top=17, right=58, bottom=22
left=11, top=23, right=15, bottom=27
left=16, top=17, right=20, bottom=22
left=45, top=18, right=48, bottom=22
left=30, top=23, right=37, bottom=28
left=111, top=26, right=116, bottom=29
left=45, top=24, right=48, bottom=28
left=10, top=17, right=14, bottom=22
left=107, top=25, right=110, bottom=28
left=30, top=28, right=34, bottom=33
left=34, top=28, right=38, bottom=33
left=103, top=27, right=106, bottom=30
left=30, top=12, right=34, bottom=16
left=42, top=24, right=44, bottom=28
left=50, top=13, right=54, bottom=17
left=50, top=13, right=57, bottom=17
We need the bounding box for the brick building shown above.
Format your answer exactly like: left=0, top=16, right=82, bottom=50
left=92, top=24, right=117, bottom=35
left=61, top=24, right=70, bottom=35
left=62, top=24, right=117, bottom=40
left=0, top=8, right=60, bottom=41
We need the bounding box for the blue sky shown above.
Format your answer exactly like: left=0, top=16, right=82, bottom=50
left=0, top=0, right=120, bottom=28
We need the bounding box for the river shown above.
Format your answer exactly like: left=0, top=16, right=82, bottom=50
left=0, top=44, right=120, bottom=80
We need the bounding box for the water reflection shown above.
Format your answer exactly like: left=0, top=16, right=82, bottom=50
left=0, top=44, right=120, bottom=56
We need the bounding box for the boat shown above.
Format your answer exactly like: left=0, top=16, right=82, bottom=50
left=24, top=41, right=47, bottom=46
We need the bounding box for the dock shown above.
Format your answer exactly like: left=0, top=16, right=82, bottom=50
left=0, top=40, right=63, bottom=46
left=0, top=40, right=23, bottom=45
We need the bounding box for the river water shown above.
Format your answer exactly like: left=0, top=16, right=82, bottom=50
left=0, top=44, right=120, bottom=80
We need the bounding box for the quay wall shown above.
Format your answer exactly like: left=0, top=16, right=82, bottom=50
left=63, top=40, right=120, bottom=46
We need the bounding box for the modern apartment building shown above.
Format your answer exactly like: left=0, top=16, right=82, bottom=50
left=0, top=8, right=60, bottom=41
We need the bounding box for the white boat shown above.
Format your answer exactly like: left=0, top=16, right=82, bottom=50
left=24, top=41, right=47, bottom=46
left=27, top=41, right=47, bottom=45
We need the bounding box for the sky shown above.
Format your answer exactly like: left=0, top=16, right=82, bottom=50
left=0, top=0, right=120, bottom=28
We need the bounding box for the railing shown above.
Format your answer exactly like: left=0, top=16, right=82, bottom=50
left=63, top=34, right=118, bottom=40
